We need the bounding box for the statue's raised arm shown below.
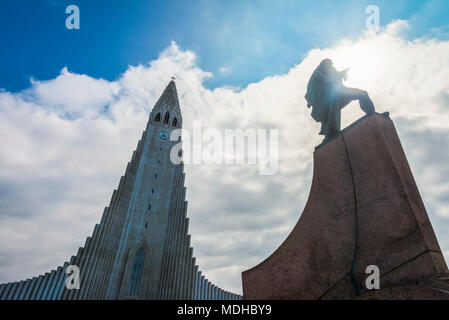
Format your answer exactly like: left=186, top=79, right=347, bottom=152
left=305, top=59, right=375, bottom=143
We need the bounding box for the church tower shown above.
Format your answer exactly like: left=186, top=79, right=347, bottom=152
left=0, top=80, right=242, bottom=300
left=102, top=79, right=186, bottom=299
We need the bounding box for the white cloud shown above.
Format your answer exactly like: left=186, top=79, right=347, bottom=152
left=1, top=22, right=449, bottom=295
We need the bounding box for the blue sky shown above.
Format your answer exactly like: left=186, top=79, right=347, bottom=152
left=1, top=0, right=449, bottom=92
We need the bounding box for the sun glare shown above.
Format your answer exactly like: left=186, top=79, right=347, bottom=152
left=331, top=40, right=386, bottom=89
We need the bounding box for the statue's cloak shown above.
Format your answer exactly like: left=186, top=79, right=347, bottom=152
left=305, top=67, right=334, bottom=125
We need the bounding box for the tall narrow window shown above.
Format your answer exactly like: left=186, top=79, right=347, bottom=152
left=163, top=112, right=170, bottom=124
left=172, top=117, right=178, bottom=127
left=128, top=247, right=145, bottom=296
left=155, top=113, right=161, bottom=122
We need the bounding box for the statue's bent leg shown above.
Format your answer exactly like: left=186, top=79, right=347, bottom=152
left=335, top=87, right=375, bottom=114
left=324, top=87, right=375, bottom=141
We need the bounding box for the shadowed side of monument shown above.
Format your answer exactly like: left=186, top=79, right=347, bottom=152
left=242, top=113, right=449, bottom=300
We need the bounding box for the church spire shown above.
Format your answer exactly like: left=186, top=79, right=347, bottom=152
left=149, top=79, right=182, bottom=128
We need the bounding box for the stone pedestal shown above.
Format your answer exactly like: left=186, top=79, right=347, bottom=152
left=242, top=113, right=448, bottom=300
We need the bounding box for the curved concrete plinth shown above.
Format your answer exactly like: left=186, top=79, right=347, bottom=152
left=242, top=113, right=448, bottom=300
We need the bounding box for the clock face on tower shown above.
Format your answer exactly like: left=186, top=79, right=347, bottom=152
left=160, top=132, right=168, bottom=140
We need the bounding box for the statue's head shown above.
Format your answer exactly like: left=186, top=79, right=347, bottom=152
left=319, top=59, right=333, bottom=74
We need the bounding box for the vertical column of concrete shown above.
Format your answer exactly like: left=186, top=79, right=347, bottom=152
left=95, top=163, right=136, bottom=299
left=72, top=236, right=92, bottom=299
left=78, top=223, right=101, bottom=299
left=198, top=271, right=203, bottom=300
left=166, top=200, right=181, bottom=300
left=96, top=149, right=139, bottom=299
left=49, top=262, right=67, bottom=300
left=159, top=163, right=182, bottom=299
left=192, top=266, right=198, bottom=300
left=93, top=150, right=136, bottom=300
left=200, top=276, right=204, bottom=300
left=177, top=175, right=188, bottom=299
left=105, top=132, right=151, bottom=299
left=196, top=270, right=202, bottom=300
left=180, top=222, right=190, bottom=299
left=200, top=275, right=205, bottom=300
left=68, top=237, right=91, bottom=300
left=181, top=205, right=190, bottom=299
left=29, top=276, right=44, bottom=300
left=23, top=279, right=35, bottom=300
left=189, top=254, right=195, bottom=299
left=62, top=247, right=83, bottom=299
left=1, top=283, right=12, bottom=300
left=173, top=208, right=185, bottom=300
left=86, top=206, right=114, bottom=299
left=179, top=230, right=188, bottom=299
left=88, top=197, right=115, bottom=298
left=40, top=270, right=56, bottom=300
left=46, top=271, right=60, bottom=301
left=170, top=172, right=185, bottom=300
left=17, top=279, right=30, bottom=300
left=206, top=281, right=210, bottom=300
left=24, top=278, right=38, bottom=300
left=93, top=188, right=123, bottom=299
left=188, top=255, right=195, bottom=299
left=0, top=284, right=6, bottom=299
left=157, top=171, right=174, bottom=299
left=35, top=273, right=51, bottom=300
left=50, top=264, right=65, bottom=300
left=169, top=166, right=185, bottom=299
left=195, top=276, right=200, bottom=300
left=46, top=267, right=61, bottom=300
left=186, top=255, right=195, bottom=300
left=56, top=259, right=74, bottom=300
left=19, top=279, right=33, bottom=300
left=11, top=281, right=24, bottom=300
left=173, top=197, right=186, bottom=300
left=209, top=281, right=213, bottom=300
left=5, top=282, right=18, bottom=300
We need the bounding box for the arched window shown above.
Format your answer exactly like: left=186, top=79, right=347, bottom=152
left=163, top=112, right=170, bottom=124
left=128, top=247, right=145, bottom=296
left=172, top=117, right=178, bottom=127
left=155, top=113, right=161, bottom=122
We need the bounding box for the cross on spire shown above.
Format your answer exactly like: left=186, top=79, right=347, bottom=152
left=171, top=76, right=176, bottom=81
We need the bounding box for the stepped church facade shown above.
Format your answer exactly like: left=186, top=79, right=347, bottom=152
left=0, top=81, right=242, bottom=300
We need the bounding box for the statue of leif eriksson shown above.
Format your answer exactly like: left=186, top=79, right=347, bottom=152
left=305, top=59, right=375, bottom=143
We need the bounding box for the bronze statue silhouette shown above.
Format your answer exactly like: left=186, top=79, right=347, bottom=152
left=305, top=59, right=375, bottom=142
